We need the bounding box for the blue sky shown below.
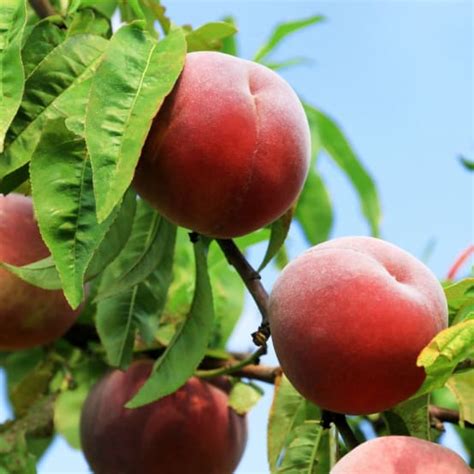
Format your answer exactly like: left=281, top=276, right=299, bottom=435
left=0, top=1, right=472, bottom=473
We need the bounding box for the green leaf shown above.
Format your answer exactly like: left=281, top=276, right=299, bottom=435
left=126, top=237, right=214, bottom=408
left=415, top=320, right=474, bottom=396
left=383, top=395, right=430, bottom=440
left=69, top=0, right=118, bottom=18
left=267, top=374, right=307, bottom=472
left=159, top=231, right=244, bottom=350
left=96, top=200, right=176, bottom=300
left=30, top=118, right=119, bottom=308
left=263, top=57, right=312, bottom=71
left=276, top=419, right=324, bottom=474
left=259, top=207, right=294, bottom=271
left=186, top=21, right=238, bottom=52
left=0, top=0, right=27, bottom=152
left=305, top=104, right=381, bottom=236
left=447, top=371, right=474, bottom=425
left=0, top=34, right=107, bottom=180
left=0, top=429, right=37, bottom=474
left=86, top=23, right=186, bottom=223
left=54, top=357, right=106, bottom=449
left=296, top=168, right=333, bottom=245
left=0, top=162, right=29, bottom=194
left=67, top=8, right=112, bottom=39
left=21, top=17, right=66, bottom=78
left=1, top=189, right=137, bottom=291
left=254, top=15, right=324, bottom=62
left=220, top=16, right=238, bottom=56
left=228, top=381, right=263, bottom=415
left=139, top=0, right=170, bottom=35
left=445, top=278, right=474, bottom=324
left=459, top=155, right=474, bottom=172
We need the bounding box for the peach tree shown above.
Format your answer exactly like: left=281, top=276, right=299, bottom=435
left=0, top=0, right=472, bottom=472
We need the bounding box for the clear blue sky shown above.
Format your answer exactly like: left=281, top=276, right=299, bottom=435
left=0, top=1, right=472, bottom=473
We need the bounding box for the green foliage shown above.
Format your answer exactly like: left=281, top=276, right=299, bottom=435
left=445, top=277, right=474, bottom=324
left=228, top=381, right=263, bottom=415
left=186, top=21, right=238, bottom=52
left=86, top=24, right=186, bottom=222
left=415, top=320, right=474, bottom=396
left=0, top=0, right=27, bottom=152
left=126, top=238, right=214, bottom=408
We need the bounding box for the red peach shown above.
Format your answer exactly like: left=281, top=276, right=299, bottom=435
left=269, top=236, right=448, bottom=414
left=134, top=51, right=310, bottom=238
left=0, top=194, right=81, bottom=350
left=80, top=360, right=247, bottom=474
left=330, top=436, right=472, bottom=473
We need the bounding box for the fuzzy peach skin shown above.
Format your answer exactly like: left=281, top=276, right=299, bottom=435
left=269, top=236, right=448, bottom=415
left=134, top=51, right=310, bottom=238
left=80, top=360, right=247, bottom=474
left=330, top=436, right=472, bottom=473
left=0, top=194, right=81, bottom=350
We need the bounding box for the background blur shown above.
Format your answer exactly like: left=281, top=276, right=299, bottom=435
left=1, top=1, right=472, bottom=472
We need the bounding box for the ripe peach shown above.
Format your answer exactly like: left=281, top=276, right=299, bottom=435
left=269, top=236, right=448, bottom=414
left=80, top=360, right=247, bottom=474
left=0, top=194, right=81, bottom=350
left=134, top=51, right=310, bottom=238
left=330, top=436, right=472, bottom=473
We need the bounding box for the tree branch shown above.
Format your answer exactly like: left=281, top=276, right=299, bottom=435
left=217, top=239, right=271, bottom=347
left=29, top=0, right=56, bottom=18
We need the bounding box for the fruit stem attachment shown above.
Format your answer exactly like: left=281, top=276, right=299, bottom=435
left=29, top=0, right=56, bottom=18
left=321, top=411, right=360, bottom=451
left=217, top=239, right=271, bottom=348
left=195, top=346, right=267, bottom=379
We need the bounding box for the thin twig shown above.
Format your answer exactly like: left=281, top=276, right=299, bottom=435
left=322, top=411, right=360, bottom=450
left=195, top=346, right=267, bottom=379
left=29, top=0, right=56, bottom=18
left=217, top=239, right=271, bottom=347
left=429, top=405, right=474, bottom=429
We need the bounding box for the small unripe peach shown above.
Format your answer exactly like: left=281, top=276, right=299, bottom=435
left=134, top=51, right=310, bottom=238
left=330, top=436, right=472, bottom=473
left=269, top=236, right=448, bottom=414
left=0, top=194, right=81, bottom=350
left=80, top=360, right=247, bottom=474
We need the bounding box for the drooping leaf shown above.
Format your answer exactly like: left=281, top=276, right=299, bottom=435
left=186, top=21, right=238, bottom=52
left=1, top=189, right=136, bottom=290
left=447, top=371, right=474, bottom=425
left=158, top=231, right=244, bottom=350
left=383, top=395, right=430, bottom=440
left=127, top=237, right=214, bottom=408
left=254, top=15, right=324, bottom=63
left=415, top=320, right=474, bottom=396
left=69, top=0, right=118, bottom=18
left=220, top=16, right=238, bottom=56
left=96, top=201, right=177, bottom=300
left=0, top=34, right=107, bottom=180
left=296, top=168, right=333, bottom=245
left=67, top=8, right=112, bottom=39
left=228, top=381, right=263, bottom=415
left=305, top=104, right=381, bottom=236
left=259, top=207, right=294, bottom=271
left=0, top=0, right=27, bottom=152
left=20, top=17, right=66, bottom=78
left=86, top=23, right=186, bottom=222
left=139, top=0, right=170, bottom=35
left=445, top=278, right=474, bottom=324
left=30, top=118, right=119, bottom=308
left=267, top=373, right=307, bottom=472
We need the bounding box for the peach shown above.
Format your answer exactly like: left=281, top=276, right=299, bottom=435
left=330, top=436, right=472, bottom=473
left=269, top=236, right=448, bottom=414
left=0, top=194, right=81, bottom=350
left=134, top=51, right=310, bottom=238
left=80, top=360, right=247, bottom=474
